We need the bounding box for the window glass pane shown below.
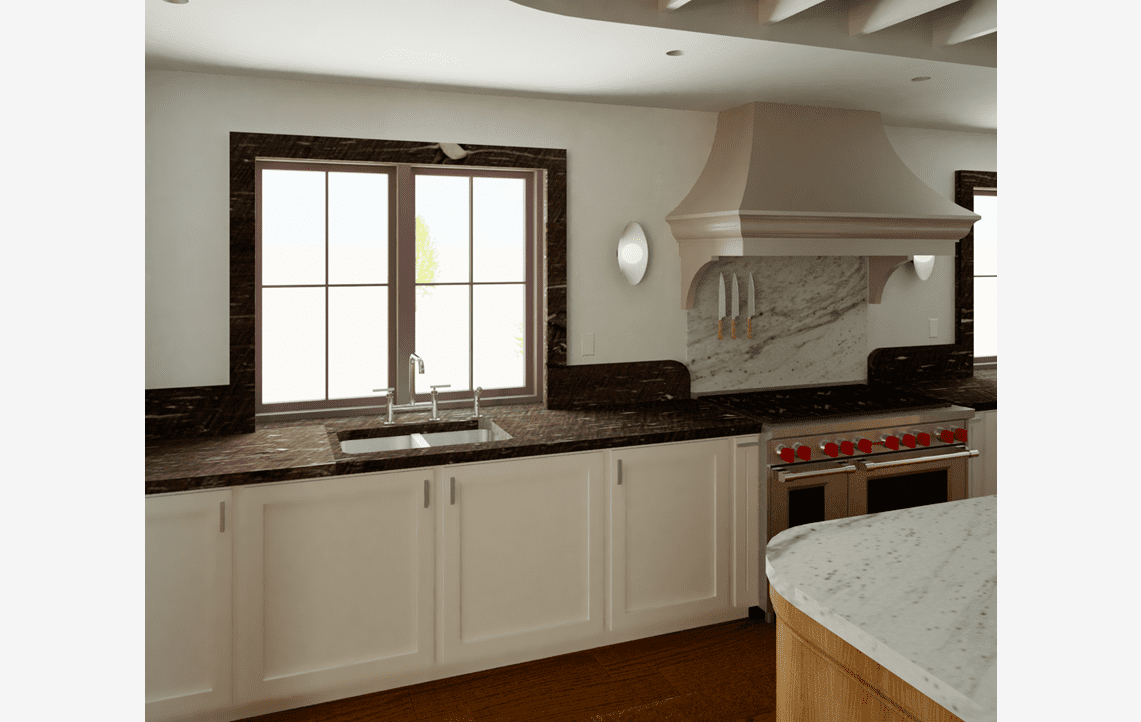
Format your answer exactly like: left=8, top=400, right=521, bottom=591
left=415, top=175, right=470, bottom=284
left=328, top=172, right=388, bottom=285
left=473, top=285, right=526, bottom=391
left=328, top=286, right=388, bottom=400
left=974, top=277, right=998, bottom=358
left=262, top=287, right=326, bottom=403
left=262, top=169, right=326, bottom=285
left=414, top=285, right=471, bottom=394
left=473, top=177, right=526, bottom=283
left=973, top=194, right=998, bottom=276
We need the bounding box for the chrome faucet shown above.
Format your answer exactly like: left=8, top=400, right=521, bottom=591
left=408, top=353, right=425, bottom=401
left=471, top=386, right=484, bottom=418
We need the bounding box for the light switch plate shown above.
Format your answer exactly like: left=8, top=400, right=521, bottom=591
left=928, top=318, right=938, bottom=338
left=582, top=333, right=595, bottom=356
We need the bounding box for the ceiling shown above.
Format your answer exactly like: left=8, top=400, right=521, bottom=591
left=145, top=0, right=996, bottom=133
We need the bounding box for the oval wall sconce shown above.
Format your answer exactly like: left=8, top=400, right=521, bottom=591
left=911, top=255, right=935, bottom=281
left=617, top=222, right=649, bottom=285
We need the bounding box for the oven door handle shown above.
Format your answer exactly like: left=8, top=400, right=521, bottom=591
left=776, top=464, right=857, bottom=483
left=861, top=449, right=979, bottom=471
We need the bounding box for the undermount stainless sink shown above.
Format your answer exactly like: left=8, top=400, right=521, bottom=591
left=338, top=419, right=511, bottom=454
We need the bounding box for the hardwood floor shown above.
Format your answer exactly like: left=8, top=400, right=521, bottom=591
left=239, top=616, right=777, bottom=722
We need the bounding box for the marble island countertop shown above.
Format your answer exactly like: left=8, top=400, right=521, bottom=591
left=766, top=496, right=997, bottom=722
left=145, top=400, right=765, bottom=495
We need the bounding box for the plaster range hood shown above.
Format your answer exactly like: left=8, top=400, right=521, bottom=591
left=667, top=102, right=980, bottom=309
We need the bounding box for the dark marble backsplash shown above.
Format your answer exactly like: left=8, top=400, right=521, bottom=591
left=546, top=361, right=691, bottom=410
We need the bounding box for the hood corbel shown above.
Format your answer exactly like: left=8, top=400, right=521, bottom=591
left=667, top=102, right=980, bottom=308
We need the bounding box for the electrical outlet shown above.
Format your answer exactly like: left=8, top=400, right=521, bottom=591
left=928, top=318, right=938, bottom=338
left=582, top=333, right=595, bottom=356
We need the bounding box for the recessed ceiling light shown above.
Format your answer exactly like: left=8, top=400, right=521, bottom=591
left=666, top=50, right=685, bottom=57
left=163, top=0, right=189, bottom=4
left=911, top=76, right=932, bottom=82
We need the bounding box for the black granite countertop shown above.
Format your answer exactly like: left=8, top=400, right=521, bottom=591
left=891, top=367, right=997, bottom=412
left=146, top=372, right=997, bottom=495
left=145, top=400, right=765, bottom=495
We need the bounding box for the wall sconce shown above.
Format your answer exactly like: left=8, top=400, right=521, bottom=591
left=617, top=222, right=649, bottom=285
left=911, top=255, right=935, bottom=281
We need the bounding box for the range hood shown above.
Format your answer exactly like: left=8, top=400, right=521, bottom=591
left=668, top=102, right=980, bottom=308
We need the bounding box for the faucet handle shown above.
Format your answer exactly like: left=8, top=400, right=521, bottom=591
left=373, top=387, right=395, bottom=396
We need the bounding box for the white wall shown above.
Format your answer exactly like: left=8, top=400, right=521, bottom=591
left=145, top=69, right=713, bottom=388
left=874, top=125, right=997, bottom=350
left=145, top=69, right=996, bottom=390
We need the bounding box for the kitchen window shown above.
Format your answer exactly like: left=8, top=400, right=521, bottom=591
left=255, top=160, right=539, bottom=418
left=973, top=188, right=997, bottom=363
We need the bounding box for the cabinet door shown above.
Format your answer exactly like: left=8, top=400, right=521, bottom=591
left=969, top=410, right=998, bottom=497
left=146, top=489, right=232, bottom=722
left=439, top=452, right=606, bottom=665
left=733, top=436, right=762, bottom=610
left=609, top=438, right=732, bottom=632
left=233, top=470, right=435, bottom=704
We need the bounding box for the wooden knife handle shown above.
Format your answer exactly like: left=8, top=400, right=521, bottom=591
left=731, top=318, right=737, bottom=339
left=747, top=317, right=752, bottom=339
left=718, top=319, right=723, bottom=340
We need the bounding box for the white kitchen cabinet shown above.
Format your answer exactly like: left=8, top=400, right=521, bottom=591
left=608, top=438, right=733, bottom=633
left=733, top=435, right=762, bottom=610
left=438, top=452, right=606, bottom=665
left=146, top=489, right=232, bottom=722
left=969, top=410, right=998, bottom=497
left=232, top=469, right=435, bottom=706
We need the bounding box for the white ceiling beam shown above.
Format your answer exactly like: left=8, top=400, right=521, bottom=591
left=758, top=0, right=830, bottom=25
left=658, top=0, right=695, bottom=11
left=932, top=0, right=997, bottom=45
left=848, top=0, right=960, bottom=36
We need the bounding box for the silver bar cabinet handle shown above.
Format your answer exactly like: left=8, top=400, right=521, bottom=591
left=220, top=501, right=225, bottom=533
left=777, top=465, right=857, bottom=483
left=424, top=479, right=430, bottom=508
left=617, top=459, right=623, bottom=485
left=862, top=449, right=979, bottom=471
left=450, top=477, right=456, bottom=505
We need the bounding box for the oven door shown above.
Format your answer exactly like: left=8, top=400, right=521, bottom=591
left=849, top=446, right=978, bottom=516
left=768, top=461, right=857, bottom=542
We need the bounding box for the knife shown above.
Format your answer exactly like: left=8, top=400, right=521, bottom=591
left=747, top=272, right=756, bottom=339
left=731, top=274, right=739, bottom=339
left=717, top=273, right=725, bottom=340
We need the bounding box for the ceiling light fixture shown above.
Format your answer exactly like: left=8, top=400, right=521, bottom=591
left=666, top=50, right=684, bottom=57
left=163, top=0, right=189, bottom=4
left=911, top=76, right=931, bottom=82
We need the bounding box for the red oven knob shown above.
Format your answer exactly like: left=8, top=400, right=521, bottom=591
left=776, top=445, right=796, bottom=463
left=901, top=433, right=917, bottom=448
left=955, top=427, right=968, bottom=443
left=880, top=435, right=900, bottom=451
left=936, top=428, right=954, bottom=443
left=839, top=440, right=855, bottom=456
left=915, top=431, right=931, bottom=446
left=819, top=441, right=839, bottom=458
left=796, top=444, right=812, bottom=461
left=856, top=438, right=873, bottom=454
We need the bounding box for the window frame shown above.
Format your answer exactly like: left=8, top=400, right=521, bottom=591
left=254, top=159, right=543, bottom=420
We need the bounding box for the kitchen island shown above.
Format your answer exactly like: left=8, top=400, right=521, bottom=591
left=766, top=496, right=996, bottom=722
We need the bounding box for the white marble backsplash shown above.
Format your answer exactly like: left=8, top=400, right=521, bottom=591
left=687, top=256, right=868, bottom=394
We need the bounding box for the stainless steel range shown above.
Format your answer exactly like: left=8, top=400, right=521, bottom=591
left=704, top=384, right=977, bottom=622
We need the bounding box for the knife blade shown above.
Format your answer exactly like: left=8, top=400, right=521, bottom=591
left=731, top=274, right=739, bottom=338
left=717, top=273, right=725, bottom=340
left=748, top=273, right=756, bottom=318
left=748, top=273, right=756, bottom=339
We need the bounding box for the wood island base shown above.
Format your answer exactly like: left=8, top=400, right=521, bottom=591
left=770, top=588, right=966, bottom=722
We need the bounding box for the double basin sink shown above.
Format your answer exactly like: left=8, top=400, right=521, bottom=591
left=338, top=418, right=512, bottom=454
